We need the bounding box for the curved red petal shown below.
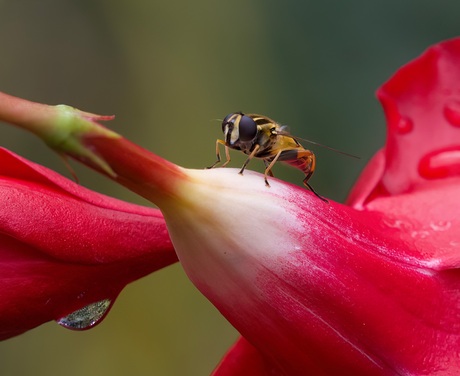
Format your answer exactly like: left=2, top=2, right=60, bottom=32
left=346, top=149, right=387, bottom=208
left=0, top=147, right=173, bottom=263
left=366, top=177, right=460, bottom=269
left=211, top=337, right=270, bottom=376
left=234, top=198, right=460, bottom=374
left=350, top=37, right=460, bottom=202
left=158, top=168, right=460, bottom=374
left=0, top=148, right=177, bottom=339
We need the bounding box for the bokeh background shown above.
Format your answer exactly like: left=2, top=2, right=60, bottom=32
left=0, top=1, right=459, bottom=375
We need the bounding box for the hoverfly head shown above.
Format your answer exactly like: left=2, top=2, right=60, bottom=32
left=222, top=112, right=257, bottom=146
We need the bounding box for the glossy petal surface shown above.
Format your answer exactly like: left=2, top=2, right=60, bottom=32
left=0, top=148, right=176, bottom=339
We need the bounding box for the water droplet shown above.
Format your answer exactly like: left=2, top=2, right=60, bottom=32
left=396, top=116, right=413, bottom=134
left=382, top=218, right=412, bottom=231
left=429, top=220, right=451, bottom=232
left=410, top=230, right=430, bottom=239
left=444, top=100, right=460, bottom=127
left=418, top=146, right=460, bottom=179
left=57, top=298, right=112, bottom=330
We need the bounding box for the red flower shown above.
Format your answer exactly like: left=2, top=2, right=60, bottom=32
left=2, top=37, right=460, bottom=375
left=0, top=148, right=177, bottom=340
left=206, top=38, right=460, bottom=376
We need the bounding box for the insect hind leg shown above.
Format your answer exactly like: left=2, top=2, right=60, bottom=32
left=303, top=172, right=328, bottom=203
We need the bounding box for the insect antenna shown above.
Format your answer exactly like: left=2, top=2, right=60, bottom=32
left=299, top=138, right=359, bottom=159
left=278, top=130, right=359, bottom=159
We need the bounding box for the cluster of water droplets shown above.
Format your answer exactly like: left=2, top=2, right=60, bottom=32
left=390, top=99, right=460, bottom=180
left=410, top=220, right=452, bottom=240
left=56, top=298, right=112, bottom=330
left=383, top=218, right=453, bottom=240
left=393, top=100, right=460, bottom=135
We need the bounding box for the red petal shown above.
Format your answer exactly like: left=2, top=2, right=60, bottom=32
left=235, top=195, right=460, bottom=374
left=346, top=149, right=387, bottom=208
left=0, top=148, right=177, bottom=339
left=0, top=148, right=172, bottom=263
left=366, top=177, right=460, bottom=269
left=350, top=37, right=460, bottom=202
left=211, top=337, right=270, bottom=376
left=161, top=168, right=460, bottom=374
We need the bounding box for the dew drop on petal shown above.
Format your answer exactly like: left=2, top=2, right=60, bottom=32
left=383, top=218, right=412, bottom=231
left=395, top=116, right=413, bottom=134
left=443, top=100, right=460, bottom=127
left=56, top=298, right=112, bottom=330
left=411, top=230, right=430, bottom=239
left=429, top=220, right=452, bottom=232
left=382, top=218, right=416, bottom=236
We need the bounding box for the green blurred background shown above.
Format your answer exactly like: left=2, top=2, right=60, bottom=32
left=0, top=1, right=459, bottom=375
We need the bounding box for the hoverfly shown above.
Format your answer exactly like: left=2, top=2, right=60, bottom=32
left=208, top=112, right=357, bottom=201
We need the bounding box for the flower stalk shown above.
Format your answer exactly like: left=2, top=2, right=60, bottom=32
left=0, top=91, right=186, bottom=205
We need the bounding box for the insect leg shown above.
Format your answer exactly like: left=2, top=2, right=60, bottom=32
left=221, top=144, right=231, bottom=167
left=301, top=167, right=328, bottom=203
left=263, top=150, right=283, bottom=187
left=207, top=139, right=228, bottom=169
left=280, top=149, right=328, bottom=202
left=263, top=160, right=275, bottom=177
left=302, top=172, right=327, bottom=202
left=239, top=144, right=260, bottom=175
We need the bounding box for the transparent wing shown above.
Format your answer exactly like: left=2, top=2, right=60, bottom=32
left=276, top=129, right=360, bottom=159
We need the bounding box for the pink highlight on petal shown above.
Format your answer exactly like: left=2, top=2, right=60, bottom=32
left=443, top=100, right=460, bottom=127
left=419, top=146, right=460, bottom=179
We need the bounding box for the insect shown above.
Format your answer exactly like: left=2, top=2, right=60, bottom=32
left=208, top=112, right=357, bottom=201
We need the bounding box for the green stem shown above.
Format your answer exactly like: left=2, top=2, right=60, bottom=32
left=0, top=91, right=187, bottom=204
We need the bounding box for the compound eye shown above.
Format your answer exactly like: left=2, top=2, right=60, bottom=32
left=238, top=115, right=257, bottom=141
left=222, top=113, right=234, bottom=133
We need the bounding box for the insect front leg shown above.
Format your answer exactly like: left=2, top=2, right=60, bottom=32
left=221, top=144, right=231, bottom=167
left=207, top=139, right=230, bottom=169
left=263, top=160, right=275, bottom=177
left=239, top=144, right=260, bottom=175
